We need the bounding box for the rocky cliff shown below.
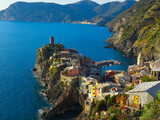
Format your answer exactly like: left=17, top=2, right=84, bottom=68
left=35, top=44, right=65, bottom=87
left=41, top=82, right=80, bottom=120
left=106, top=0, right=160, bottom=61
left=34, top=43, right=87, bottom=120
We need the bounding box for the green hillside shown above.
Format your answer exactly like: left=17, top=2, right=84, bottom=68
left=90, top=0, right=136, bottom=25
left=0, top=0, right=136, bottom=23
left=106, top=0, right=160, bottom=61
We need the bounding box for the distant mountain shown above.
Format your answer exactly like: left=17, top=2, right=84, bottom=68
left=90, top=0, right=136, bottom=25
left=106, top=0, right=160, bottom=61
left=0, top=0, right=136, bottom=24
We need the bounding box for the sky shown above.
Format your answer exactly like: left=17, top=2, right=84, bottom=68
left=0, top=0, right=126, bottom=10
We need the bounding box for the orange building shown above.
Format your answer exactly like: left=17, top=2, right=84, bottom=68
left=95, top=88, right=99, bottom=97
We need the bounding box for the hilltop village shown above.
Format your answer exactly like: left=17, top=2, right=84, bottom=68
left=34, top=37, right=160, bottom=120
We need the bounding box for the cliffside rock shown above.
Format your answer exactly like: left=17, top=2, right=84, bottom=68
left=35, top=44, right=65, bottom=86
left=42, top=82, right=80, bottom=120
left=34, top=44, right=88, bottom=120
left=106, top=0, right=160, bottom=61
left=78, top=99, right=96, bottom=120
left=79, top=93, right=88, bottom=109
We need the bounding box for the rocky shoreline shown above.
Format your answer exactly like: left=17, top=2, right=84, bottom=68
left=104, top=0, right=160, bottom=62
left=33, top=39, right=122, bottom=120
left=95, top=60, right=121, bottom=68
left=32, top=42, right=90, bottom=120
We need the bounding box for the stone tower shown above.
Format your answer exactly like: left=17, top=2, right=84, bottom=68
left=50, top=36, right=54, bottom=44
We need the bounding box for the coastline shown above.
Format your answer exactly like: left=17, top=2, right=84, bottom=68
left=32, top=70, right=54, bottom=119
left=33, top=41, right=123, bottom=119
left=31, top=22, right=136, bottom=120
left=0, top=20, right=97, bottom=26
left=71, top=21, right=97, bottom=25
left=0, top=20, right=139, bottom=120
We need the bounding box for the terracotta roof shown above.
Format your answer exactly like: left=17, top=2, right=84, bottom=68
left=60, top=51, right=70, bottom=54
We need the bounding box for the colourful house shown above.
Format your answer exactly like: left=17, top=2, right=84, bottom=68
left=68, top=49, right=78, bottom=54
left=88, top=85, right=101, bottom=98
left=89, top=91, right=92, bottom=99
left=105, top=72, right=115, bottom=79
left=66, top=66, right=79, bottom=77
left=92, top=87, right=96, bottom=97
left=128, top=81, right=160, bottom=109
left=60, top=51, right=71, bottom=58
left=95, top=88, right=99, bottom=97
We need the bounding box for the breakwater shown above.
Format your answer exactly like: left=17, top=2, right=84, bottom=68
left=95, top=60, right=121, bottom=68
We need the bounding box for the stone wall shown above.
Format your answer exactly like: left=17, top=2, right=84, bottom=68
left=60, top=71, right=78, bottom=85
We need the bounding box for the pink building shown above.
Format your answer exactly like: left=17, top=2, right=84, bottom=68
left=66, top=66, right=79, bottom=77
left=60, top=51, right=71, bottom=58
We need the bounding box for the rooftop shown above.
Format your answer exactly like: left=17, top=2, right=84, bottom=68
left=83, top=77, right=98, bottom=83
left=115, top=73, right=125, bottom=78
left=150, top=59, right=160, bottom=71
left=129, top=81, right=160, bottom=98
left=60, top=51, right=70, bottom=54
left=96, top=83, right=110, bottom=88
left=65, top=66, right=79, bottom=70
left=115, top=72, right=130, bottom=78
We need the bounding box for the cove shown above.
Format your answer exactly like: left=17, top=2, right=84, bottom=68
left=0, top=21, right=136, bottom=120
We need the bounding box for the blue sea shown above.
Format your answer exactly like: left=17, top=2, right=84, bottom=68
left=0, top=21, right=136, bottom=120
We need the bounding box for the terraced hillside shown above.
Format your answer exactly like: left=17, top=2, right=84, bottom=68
left=106, top=0, right=160, bottom=61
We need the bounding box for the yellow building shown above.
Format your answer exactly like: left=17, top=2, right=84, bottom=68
left=134, top=96, right=138, bottom=105
left=92, top=87, right=95, bottom=97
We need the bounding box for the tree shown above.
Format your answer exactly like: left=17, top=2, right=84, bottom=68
left=141, top=75, right=156, bottom=82
left=104, top=95, right=110, bottom=102
left=116, top=94, right=124, bottom=105
left=124, top=83, right=134, bottom=92
left=95, top=100, right=107, bottom=112
left=107, top=95, right=116, bottom=107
